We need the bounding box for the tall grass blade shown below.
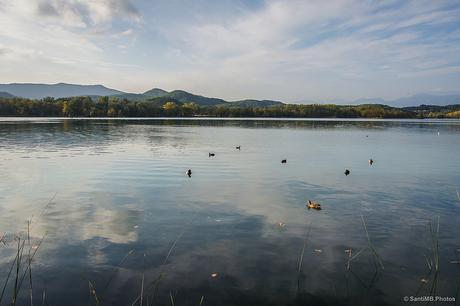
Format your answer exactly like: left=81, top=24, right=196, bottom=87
left=102, top=249, right=135, bottom=296
left=361, top=214, right=384, bottom=271
left=143, top=215, right=196, bottom=306
left=28, top=193, right=57, bottom=234
left=41, top=289, right=46, bottom=306
left=17, top=233, right=47, bottom=296
left=12, top=237, right=25, bottom=306
left=349, top=247, right=366, bottom=262
left=428, top=216, right=440, bottom=272
left=297, top=220, right=313, bottom=274
left=88, top=281, right=101, bottom=306
left=28, top=252, right=33, bottom=306
left=346, top=248, right=352, bottom=271
left=296, top=219, right=313, bottom=295
left=0, top=239, right=25, bottom=305
left=140, top=254, right=145, bottom=306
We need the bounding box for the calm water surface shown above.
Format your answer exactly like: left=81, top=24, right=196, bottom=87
left=0, top=118, right=459, bottom=306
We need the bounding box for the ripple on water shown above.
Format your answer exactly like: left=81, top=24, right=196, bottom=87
left=1, top=118, right=460, bottom=306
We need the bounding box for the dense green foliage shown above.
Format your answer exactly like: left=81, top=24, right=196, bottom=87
left=1, top=96, right=458, bottom=118
left=402, top=104, right=460, bottom=118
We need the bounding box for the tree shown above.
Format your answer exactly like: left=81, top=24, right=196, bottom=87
left=62, top=101, right=70, bottom=117
left=181, top=102, right=199, bottom=116
left=163, top=101, right=178, bottom=116
left=97, top=96, right=109, bottom=116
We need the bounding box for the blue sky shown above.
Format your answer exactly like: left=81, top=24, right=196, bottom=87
left=1, top=0, right=460, bottom=102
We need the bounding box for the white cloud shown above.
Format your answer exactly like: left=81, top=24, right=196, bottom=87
left=0, top=0, right=459, bottom=100
left=0, top=0, right=142, bottom=91
left=34, top=0, right=141, bottom=26
left=154, top=0, right=460, bottom=100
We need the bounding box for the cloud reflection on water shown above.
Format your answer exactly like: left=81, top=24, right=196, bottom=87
left=0, top=119, right=459, bottom=306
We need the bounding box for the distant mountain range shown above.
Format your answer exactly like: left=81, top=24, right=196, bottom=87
left=0, top=83, right=283, bottom=108
left=0, top=91, right=15, bottom=98
left=0, top=83, right=123, bottom=99
left=352, top=94, right=460, bottom=107
left=0, top=83, right=459, bottom=108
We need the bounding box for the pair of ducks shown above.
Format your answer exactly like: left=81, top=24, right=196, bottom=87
left=188, top=146, right=242, bottom=177
left=283, top=159, right=373, bottom=169
left=208, top=146, right=241, bottom=157
left=344, top=159, right=374, bottom=176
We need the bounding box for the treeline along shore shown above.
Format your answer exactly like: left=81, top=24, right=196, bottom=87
left=1, top=96, right=460, bottom=118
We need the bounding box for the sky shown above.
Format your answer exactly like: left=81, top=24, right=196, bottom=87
left=0, top=0, right=460, bottom=102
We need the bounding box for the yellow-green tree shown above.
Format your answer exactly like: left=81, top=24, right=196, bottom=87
left=163, top=101, right=178, bottom=116
left=181, top=102, right=199, bottom=116
left=62, top=100, right=69, bottom=116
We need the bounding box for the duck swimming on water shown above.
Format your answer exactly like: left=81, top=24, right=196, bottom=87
left=344, top=169, right=350, bottom=176
left=209, top=153, right=215, bottom=157
left=236, top=146, right=241, bottom=150
left=369, top=158, right=374, bottom=165
left=186, top=169, right=192, bottom=177
left=307, top=200, right=321, bottom=210
left=281, top=159, right=287, bottom=164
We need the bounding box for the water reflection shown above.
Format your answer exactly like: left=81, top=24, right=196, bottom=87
left=0, top=118, right=459, bottom=306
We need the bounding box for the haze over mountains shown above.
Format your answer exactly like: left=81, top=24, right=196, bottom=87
left=0, top=83, right=459, bottom=108
left=0, top=83, right=124, bottom=99
left=351, top=94, right=460, bottom=108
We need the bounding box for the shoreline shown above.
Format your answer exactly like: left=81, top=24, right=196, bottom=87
left=1, top=116, right=460, bottom=122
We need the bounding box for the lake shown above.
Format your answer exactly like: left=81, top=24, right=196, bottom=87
left=0, top=118, right=459, bottom=306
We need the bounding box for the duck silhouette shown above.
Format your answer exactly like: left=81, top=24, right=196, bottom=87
left=344, top=169, right=350, bottom=176
left=369, top=158, right=374, bottom=165
left=236, top=146, right=241, bottom=150
left=186, top=169, right=192, bottom=177
left=281, top=159, right=287, bottom=164
left=209, top=153, right=215, bottom=157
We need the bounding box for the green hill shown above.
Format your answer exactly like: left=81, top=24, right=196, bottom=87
left=143, top=88, right=168, bottom=97
left=114, top=88, right=284, bottom=108
left=163, top=90, right=227, bottom=106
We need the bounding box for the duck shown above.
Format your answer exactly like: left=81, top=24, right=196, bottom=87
left=344, top=169, right=350, bottom=176
left=369, top=158, right=374, bottom=165
left=186, top=169, right=192, bottom=177
left=307, top=200, right=321, bottom=210
left=281, top=159, right=287, bottom=164
left=209, top=153, right=215, bottom=157
left=236, top=145, right=241, bottom=150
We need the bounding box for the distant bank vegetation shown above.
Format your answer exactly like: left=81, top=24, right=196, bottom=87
left=1, top=96, right=460, bottom=118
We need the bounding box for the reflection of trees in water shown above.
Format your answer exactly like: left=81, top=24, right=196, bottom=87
left=0, top=120, right=117, bottom=153
left=1, top=118, right=460, bottom=305
left=0, top=120, right=194, bottom=154
left=138, top=125, right=189, bottom=154
left=101, top=118, right=460, bottom=132
left=2, top=119, right=460, bottom=154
